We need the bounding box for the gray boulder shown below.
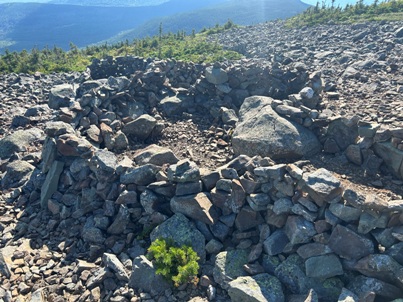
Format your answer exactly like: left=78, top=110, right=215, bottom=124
left=205, top=66, right=228, bottom=85
left=159, top=95, right=184, bottom=116
left=122, top=114, right=157, bottom=140
left=232, top=96, right=320, bottom=160
left=1, top=160, right=35, bottom=189
left=150, top=213, right=206, bottom=262
left=48, top=84, right=75, bottom=109
left=228, top=274, right=284, bottom=302
left=213, top=249, right=249, bottom=290
left=374, top=141, right=403, bottom=180
left=128, top=255, right=170, bottom=294
left=0, top=128, right=43, bottom=159
left=170, top=193, right=219, bottom=225
left=305, top=254, right=343, bottom=279
left=133, top=144, right=179, bottom=166
left=299, top=168, right=344, bottom=206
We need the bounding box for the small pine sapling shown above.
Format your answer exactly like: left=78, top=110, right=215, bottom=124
left=147, top=238, right=200, bottom=287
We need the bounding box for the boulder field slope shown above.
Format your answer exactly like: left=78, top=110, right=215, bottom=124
left=0, top=20, right=403, bottom=302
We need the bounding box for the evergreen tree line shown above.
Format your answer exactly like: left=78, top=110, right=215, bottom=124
left=287, top=0, right=403, bottom=26
left=0, top=20, right=240, bottom=75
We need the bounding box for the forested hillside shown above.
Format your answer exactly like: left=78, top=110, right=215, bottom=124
left=0, top=0, right=226, bottom=52
left=104, top=0, right=310, bottom=44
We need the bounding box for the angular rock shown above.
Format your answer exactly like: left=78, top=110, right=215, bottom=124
left=1, top=160, right=35, bottom=189
left=328, top=225, right=374, bottom=260
left=326, top=117, right=359, bottom=151
left=120, top=164, right=160, bottom=186
left=167, top=159, right=200, bottom=183
left=150, top=213, right=206, bottom=262
left=175, top=181, right=202, bottom=196
left=235, top=206, right=264, bottom=232
left=247, top=193, right=271, bottom=212
left=107, top=205, right=130, bottom=235
left=213, top=249, right=249, bottom=290
left=263, top=229, right=290, bottom=256
left=337, top=288, right=359, bottom=302
left=232, top=96, right=320, bottom=160
left=328, top=203, right=361, bottom=222
left=48, top=84, right=75, bottom=109
left=374, top=141, right=403, bottom=180
left=305, top=254, right=343, bottom=279
left=205, top=66, right=228, bottom=85
left=133, top=144, right=179, bottom=166
left=230, top=179, right=246, bottom=213
left=274, top=254, right=312, bottom=295
left=285, top=216, right=317, bottom=245
left=170, top=192, right=219, bottom=225
left=122, top=114, right=157, bottom=140
left=347, top=276, right=403, bottom=301
left=159, top=95, right=184, bottom=116
left=0, top=128, right=43, bottom=159
left=297, top=243, right=332, bottom=259
left=345, top=144, right=362, bottom=166
left=128, top=255, right=170, bottom=294
left=103, top=253, right=129, bottom=281
left=300, top=168, right=343, bottom=206
left=354, top=254, right=403, bottom=288
left=40, top=160, right=64, bottom=209
left=228, top=274, right=284, bottom=302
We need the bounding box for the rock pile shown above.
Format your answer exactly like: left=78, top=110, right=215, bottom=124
left=0, top=20, right=403, bottom=302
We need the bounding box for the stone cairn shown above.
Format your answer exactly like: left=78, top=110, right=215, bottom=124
left=1, top=55, right=403, bottom=301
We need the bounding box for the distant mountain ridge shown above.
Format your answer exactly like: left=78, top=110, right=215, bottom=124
left=103, top=0, right=310, bottom=45
left=0, top=0, right=310, bottom=53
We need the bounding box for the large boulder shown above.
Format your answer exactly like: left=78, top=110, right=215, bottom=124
left=373, top=141, right=403, bottom=180
left=232, top=96, right=320, bottom=160
left=150, top=213, right=206, bottom=263
left=228, top=274, right=285, bottom=302
left=0, top=128, right=43, bottom=159
left=122, top=114, right=157, bottom=140
left=205, top=66, right=228, bottom=85
left=48, top=84, right=75, bottom=109
left=1, top=160, right=35, bottom=189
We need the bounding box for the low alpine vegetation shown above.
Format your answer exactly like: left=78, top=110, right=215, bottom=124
left=0, top=21, right=241, bottom=75
left=147, top=238, right=200, bottom=287
left=287, top=0, right=403, bottom=27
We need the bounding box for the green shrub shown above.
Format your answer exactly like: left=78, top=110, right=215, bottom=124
left=147, top=238, right=200, bottom=287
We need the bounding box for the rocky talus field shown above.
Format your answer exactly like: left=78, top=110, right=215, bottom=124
left=1, top=20, right=403, bottom=302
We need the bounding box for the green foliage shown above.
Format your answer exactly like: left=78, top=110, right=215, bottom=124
left=147, top=238, right=200, bottom=287
left=0, top=23, right=242, bottom=74
left=286, top=0, right=403, bottom=27
left=203, top=19, right=238, bottom=35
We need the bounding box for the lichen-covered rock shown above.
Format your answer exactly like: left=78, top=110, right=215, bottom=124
left=228, top=274, right=284, bottom=302
left=150, top=213, right=206, bottom=263
left=213, top=249, right=249, bottom=290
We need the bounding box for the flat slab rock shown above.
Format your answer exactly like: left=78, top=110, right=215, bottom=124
left=232, top=96, right=320, bottom=161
